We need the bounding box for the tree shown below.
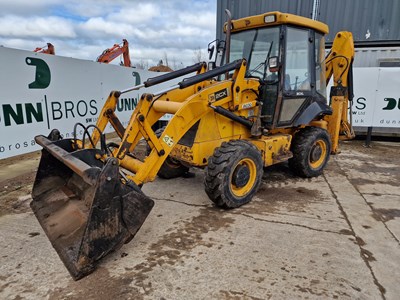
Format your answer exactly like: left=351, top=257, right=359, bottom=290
left=171, top=57, right=183, bottom=70
left=163, top=52, right=169, bottom=67
left=192, top=47, right=205, bottom=63
left=134, top=59, right=149, bottom=70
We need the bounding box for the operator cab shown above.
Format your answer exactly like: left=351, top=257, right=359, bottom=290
left=227, top=12, right=330, bottom=129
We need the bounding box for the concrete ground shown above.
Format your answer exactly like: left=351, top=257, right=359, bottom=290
left=0, top=140, right=399, bottom=299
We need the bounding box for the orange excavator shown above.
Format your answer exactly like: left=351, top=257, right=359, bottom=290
left=96, top=39, right=131, bottom=67
left=33, top=43, right=55, bottom=55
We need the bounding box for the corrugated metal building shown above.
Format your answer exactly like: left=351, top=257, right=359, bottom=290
left=217, top=0, right=400, bottom=67
left=217, top=0, right=400, bottom=44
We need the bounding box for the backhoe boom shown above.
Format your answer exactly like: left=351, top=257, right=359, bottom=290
left=324, top=32, right=355, bottom=153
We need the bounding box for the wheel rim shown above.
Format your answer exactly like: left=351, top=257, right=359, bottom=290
left=309, top=139, right=327, bottom=169
left=230, top=158, right=257, bottom=197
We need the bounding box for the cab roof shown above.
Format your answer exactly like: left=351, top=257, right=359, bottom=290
left=226, top=11, right=329, bottom=35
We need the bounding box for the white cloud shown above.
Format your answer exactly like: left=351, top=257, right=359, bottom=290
left=80, top=18, right=135, bottom=37
left=179, top=12, right=216, bottom=30
left=0, top=16, right=76, bottom=38
left=0, top=0, right=217, bottom=68
left=0, top=0, right=60, bottom=15
left=107, top=3, right=161, bottom=24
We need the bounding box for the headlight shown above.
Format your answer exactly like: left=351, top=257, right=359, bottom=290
left=264, top=14, right=276, bottom=24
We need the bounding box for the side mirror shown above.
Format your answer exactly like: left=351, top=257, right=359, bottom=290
left=208, top=40, right=217, bottom=62
left=268, top=56, right=279, bottom=72
left=208, top=40, right=226, bottom=70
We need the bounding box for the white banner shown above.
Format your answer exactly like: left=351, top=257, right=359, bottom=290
left=0, top=47, right=178, bottom=159
left=372, top=68, right=400, bottom=127
left=349, top=68, right=400, bottom=128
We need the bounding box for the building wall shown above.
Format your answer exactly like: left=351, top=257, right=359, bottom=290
left=217, top=0, right=400, bottom=44
left=354, top=48, right=400, bottom=67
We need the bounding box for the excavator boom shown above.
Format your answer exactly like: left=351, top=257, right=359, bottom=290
left=97, top=39, right=131, bottom=67
left=34, top=43, right=55, bottom=55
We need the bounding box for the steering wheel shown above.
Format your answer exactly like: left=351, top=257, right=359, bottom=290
left=249, top=69, right=264, bottom=77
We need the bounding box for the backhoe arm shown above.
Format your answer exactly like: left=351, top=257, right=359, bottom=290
left=324, top=31, right=355, bottom=154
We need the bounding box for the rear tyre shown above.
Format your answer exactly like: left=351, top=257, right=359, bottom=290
left=289, top=127, right=331, bottom=178
left=146, top=126, right=189, bottom=179
left=204, top=140, right=263, bottom=208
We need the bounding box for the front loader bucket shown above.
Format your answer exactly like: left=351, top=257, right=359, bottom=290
left=31, top=135, right=154, bottom=280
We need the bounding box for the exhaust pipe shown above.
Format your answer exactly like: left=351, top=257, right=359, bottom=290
left=225, top=9, right=232, bottom=80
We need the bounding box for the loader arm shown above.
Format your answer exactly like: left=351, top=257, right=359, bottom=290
left=88, top=61, right=208, bottom=148
left=324, top=31, right=355, bottom=154
left=98, top=59, right=247, bottom=185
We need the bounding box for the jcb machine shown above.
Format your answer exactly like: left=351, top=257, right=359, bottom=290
left=31, top=11, right=354, bottom=279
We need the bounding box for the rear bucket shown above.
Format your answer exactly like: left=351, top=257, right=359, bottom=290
left=31, top=135, right=154, bottom=280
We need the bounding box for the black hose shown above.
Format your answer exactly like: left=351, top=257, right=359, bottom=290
left=178, top=59, right=243, bottom=89
left=144, top=62, right=206, bottom=87
left=73, top=122, right=86, bottom=149
left=84, top=124, right=106, bottom=153
left=73, top=123, right=106, bottom=153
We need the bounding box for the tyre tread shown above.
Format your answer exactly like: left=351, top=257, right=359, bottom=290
left=204, top=140, right=263, bottom=208
left=289, top=127, right=331, bottom=178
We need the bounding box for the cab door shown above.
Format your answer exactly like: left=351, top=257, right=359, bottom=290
left=275, top=26, right=313, bottom=127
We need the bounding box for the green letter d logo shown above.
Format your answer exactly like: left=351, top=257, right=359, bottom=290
left=132, top=71, right=141, bottom=85
left=26, top=57, right=51, bottom=89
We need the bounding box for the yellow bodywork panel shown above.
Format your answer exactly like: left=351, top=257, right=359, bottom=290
left=227, top=11, right=329, bottom=34
left=170, top=112, right=251, bottom=167
left=169, top=76, right=260, bottom=167
left=248, top=134, right=292, bottom=167
left=171, top=123, right=292, bottom=169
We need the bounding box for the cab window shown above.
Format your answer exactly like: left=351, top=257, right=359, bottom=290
left=285, top=27, right=311, bottom=91
left=315, top=33, right=327, bottom=97
left=229, top=27, right=280, bottom=80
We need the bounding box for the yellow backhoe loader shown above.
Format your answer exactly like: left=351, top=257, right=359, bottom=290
left=31, top=11, right=355, bottom=280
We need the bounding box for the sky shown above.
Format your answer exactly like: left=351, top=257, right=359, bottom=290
left=0, top=0, right=217, bottom=69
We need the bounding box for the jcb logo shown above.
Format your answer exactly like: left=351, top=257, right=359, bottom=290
left=383, top=98, right=400, bottom=110
left=209, top=88, right=229, bottom=103
left=215, top=89, right=228, bottom=101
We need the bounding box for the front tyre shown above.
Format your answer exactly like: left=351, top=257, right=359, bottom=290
left=289, top=127, right=331, bottom=178
left=204, top=140, right=263, bottom=208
